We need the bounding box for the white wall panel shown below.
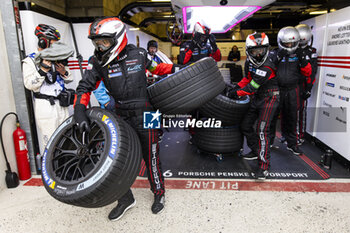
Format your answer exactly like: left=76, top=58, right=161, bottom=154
left=0, top=11, right=18, bottom=190
left=302, top=7, right=350, bottom=160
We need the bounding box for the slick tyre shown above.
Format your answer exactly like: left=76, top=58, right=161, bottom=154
left=199, top=93, right=250, bottom=126
left=41, top=108, right=142, bottom=208
left=193, top=126, right=243, bottom=154
left=148, top=57, right=226, bottom=114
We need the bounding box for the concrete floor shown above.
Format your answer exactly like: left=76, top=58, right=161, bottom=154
left=1, top=177, right=350, bottom=233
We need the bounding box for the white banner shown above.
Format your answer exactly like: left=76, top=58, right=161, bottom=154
left=302, top=6, right=350, bottom=160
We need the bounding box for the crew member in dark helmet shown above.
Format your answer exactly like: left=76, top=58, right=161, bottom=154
left=227, top=32, right=279, bottom=179
left=178, top=22, right=221, bottom=65
left=295, top=24, right=318, bottom=145
left=73, top=17, right=182, bottom=221
left=269, top=26, right=312, bottom=155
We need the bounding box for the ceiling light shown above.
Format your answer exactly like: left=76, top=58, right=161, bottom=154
left=330, top=9, right=336, bottom=12
left=232, top=35, right=236, bottom=40
left=182, top=6, right=261, bottom=34
left=151, top=0, right=171, bottom=1
left=129, top=28, right=140, bottom=31
left=309, top=10, right=328, bottom=15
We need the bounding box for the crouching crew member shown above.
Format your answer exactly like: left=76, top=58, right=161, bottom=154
left=73, top=17, right=181, bottom=221
left=228, top=32, right=279, bottom=179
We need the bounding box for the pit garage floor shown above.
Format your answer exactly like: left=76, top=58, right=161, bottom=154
left=1, top=129, right=350, bottom=232
left=1, top=177, right=350, bottom=233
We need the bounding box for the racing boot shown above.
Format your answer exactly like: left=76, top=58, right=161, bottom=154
left=287, top=145, right=303, bottom=155
left=279, top=136, right=287, bottom=144
left=152, top=194, right=165, bottom=214
left=242, top=151, right=258, bottom=160
left=108, top=190, right=136, bottom=221
left=255, top=168, right=269, bottom=180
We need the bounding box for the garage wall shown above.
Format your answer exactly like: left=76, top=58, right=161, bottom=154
left=302, top=6, right=350, bottom=160
left=0, top=11, right=18, bottom=191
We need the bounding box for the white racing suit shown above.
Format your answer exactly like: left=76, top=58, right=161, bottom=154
left=22, top=53, right=73, bottom=152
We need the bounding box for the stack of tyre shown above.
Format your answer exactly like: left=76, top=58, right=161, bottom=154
left=147, top=57, right=250, bottom=156
left=195, top=92, right=250, bottom=157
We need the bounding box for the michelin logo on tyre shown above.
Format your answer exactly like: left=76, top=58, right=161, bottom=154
left=101, top=115, right=119, bottom=158
left=42, top=149, right=56, bottom=190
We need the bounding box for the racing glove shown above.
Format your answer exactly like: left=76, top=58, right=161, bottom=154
left=209, top=34, right=218, bottom=51
left=302, top=91, right=311, bottom=100
left=227, top=90, right=239, bottom=99
left=229, top=83, right=240, bottom=91
left=306, top=83, right=313, bottom=93
left=171, top=64, right=185, bottom=73
left=74, top=104, right=90, bottom=133
left=296, top=48, right=309, bottom=67
left=225, top=83, right=240, bottom=95
left=104, top=95, right=116, bottom=112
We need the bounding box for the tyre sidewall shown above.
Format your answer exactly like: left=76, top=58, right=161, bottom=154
left=42, top=108, right=121, bottom=201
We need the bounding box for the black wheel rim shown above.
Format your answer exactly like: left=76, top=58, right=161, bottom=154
left=51, top=121, right=106, bottom=183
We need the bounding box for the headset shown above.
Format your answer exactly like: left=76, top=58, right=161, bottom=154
left=38, top=37, right=50, bottom=49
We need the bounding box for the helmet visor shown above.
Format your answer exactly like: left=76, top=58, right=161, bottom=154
left=281, top=41, right=298, bottom=49
left=199, top=34, right=209, bottom=45
left=299, top=39, right=308, bottom=47
left=248, top=47, right=268, bottom=62
left=92, top=38, right=114, bottom=52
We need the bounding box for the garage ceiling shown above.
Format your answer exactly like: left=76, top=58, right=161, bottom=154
left=19, top=0, right=350, bottom=44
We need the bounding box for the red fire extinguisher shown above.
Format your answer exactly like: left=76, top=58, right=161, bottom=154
left=13, top=122, right=31, bottom=180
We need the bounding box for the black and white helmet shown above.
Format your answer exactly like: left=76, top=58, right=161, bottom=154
left=193, top=22, right=211, bottom=46
left=245, top=32, right=269, bottom=67
left=295, top=24, right=312, bottom=48
left=277, top=26, right=300, bottom=54
left=88, top=17, right=127, bottom=66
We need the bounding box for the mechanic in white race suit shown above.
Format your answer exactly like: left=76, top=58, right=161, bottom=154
left=22, top=24, right=74, bottom=150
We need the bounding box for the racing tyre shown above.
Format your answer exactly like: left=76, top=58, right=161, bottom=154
left=148, top=57, right=226, bottom=114
left=41, top=108, right=142, bottom=208
left=199, top=91, right=250, bottom=126
left=193, top=126, right=243, bottom=154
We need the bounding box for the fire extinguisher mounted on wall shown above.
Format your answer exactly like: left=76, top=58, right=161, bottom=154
left=0, top=112, right=31, bottom=188
left=13, top=120, right=31, bottom=180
